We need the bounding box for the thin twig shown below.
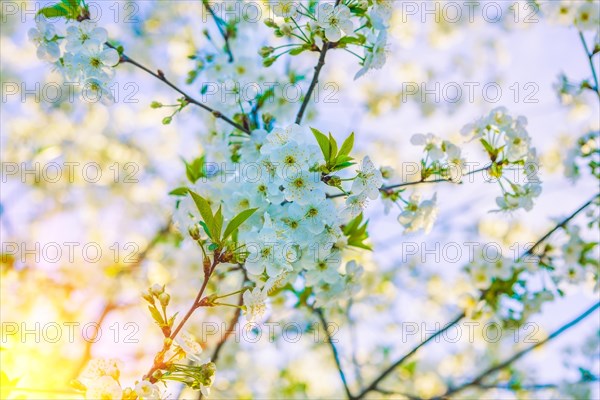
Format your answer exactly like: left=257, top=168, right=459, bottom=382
left=327, top=165, right=491, bottom=199
left=295, top=42, right=331, bottom=124
left=202, top=0, right=234, bottom=62
left=354, top=313, right=465, bottom=399
left=354, top=193, right=599, bottom=399
left=578, top=31, right=600, bottom=97
left=107, top=44, right=249, bottom=134
left=435, top=301, right=600, bottom=399
left=144, top=256, right=219, bottom=382
left=315, top=308, right=354, bottom=399
left=347, top=299, right=364, bottom=390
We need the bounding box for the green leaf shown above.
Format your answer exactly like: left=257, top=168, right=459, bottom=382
left=208, top=243, right=219, bottom=251
left=38, top=3, right=70, bottom=18
left=480, top=138, right=495, bottom=155
left=169, top=187, right=189, bottom=196
left=328, top=133, right=338, bottom=161
left=148, top=305, right=165, bottom=326
left=167, top=312, right=179, bottom=328
left=338, top=132, right=354, bottom=157
left=189, top=191, right=214, bottom=234
left=222, top=208, right=258, bottom=240
left=199, top=221, right=213, bottom=239
left=343, top=213, right=371, bottom=250
left=212, top=205, right=224, bottom=243
left=311, top=128, right=330, bottom=161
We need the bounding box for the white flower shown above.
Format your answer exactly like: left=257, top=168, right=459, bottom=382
left=283, top=171, right=325, bottom=205
left=317, top=3, right=354, bottom=42
left=495, top=183, right=541, bottom=212
left=562, top=226, right=584, bottom=266
left=81, top=358, right=120, bottom=381
left=292, top=197, right=337, bottom=234
left=81, top=77, right=114, bottom=105
left=272, top=0, right=299, bottom=18
left=355, top=31, right=387, bottom=80
left=343, top=190, right=369, bottom=218
left=411, top=133, right=444, bottom=161
left=66, top=20, right=108, bottom=53
left=398, top=193, right=438, bottom=234
left=175, top=331, right=205, bottom=363
left=28, top=17, right=60, bottom=62
left=344, top=260, right=364, bottom=295
left=274, top=203, right=312, bottom=242
left=85, top=376, right=122, bottom=400
left=304, top=250, right=342, bottom=285
left=270, top=141, right=311, bottom=178
left=574, top=1, right=599, bottom=30
left=371, top=0, right=393, bottom=27
left=351, top=156, right=383, bottom=199
left=245, top=220, right=295, bottom=276
left=79, top=45, right=120, bottom=80
left=134, top=381, right=161, bottom=400
left=243, top=285, right=269, bottom=321
left=261, top=124, right=306, bottom=154
left=505, top=126, right=531, bottom=163
left=313, top=275, right=345, bottom=306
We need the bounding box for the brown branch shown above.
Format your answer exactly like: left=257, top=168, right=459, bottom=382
left=202, top=0, right=234, bottom=62
left=314, top=308, right=353, bottom=399
left=144, top=255, right=219, bottom=382
left=327, top=165, right=491, bottom=199
left=354, top=193, right=599, bottom=399
left=435, top=301, right=600, bottom=399
left=107, top=44, right=249, bottom=134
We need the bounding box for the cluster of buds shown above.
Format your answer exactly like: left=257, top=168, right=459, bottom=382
left=143, top=284, right=171, bottom=308
left=143, top=284, right=175, bottom=337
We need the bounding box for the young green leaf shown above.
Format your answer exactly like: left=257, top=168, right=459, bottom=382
left=38, top=3, right=70, bottom=18
left=169, top=187, right=189, bottom=196
left=189, top=191, right=214, bottom=234
left=148, top=305, right=165, bottom=326
left=212, top=205, right=224, bottom=243
left=311, top=128, right=330, bottom=162
left=328, top=133, right=338, bottom=161
left=338, top=132, right=354, bottom=157
left=222, top=208, right=258, bottom=240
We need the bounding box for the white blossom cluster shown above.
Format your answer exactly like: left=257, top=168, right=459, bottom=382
left=28, top=17, right=119, bottom=103
left=461, top=107, right=542, bottom=212
left=175, top=124, right=370, bottom=313
left=265, top=0, right=391, bottom=79
left=542, top=0, right=600, bottom=31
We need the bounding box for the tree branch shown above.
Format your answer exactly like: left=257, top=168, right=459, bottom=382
left=435, top=301, right=600, bottom=399
left=202, top=0, right=234, bottom=62
left=315, top=308, right=354, bottom=399
left=108, top=44, right=250, bottom=134
left=326, top=165, right=491, bottom=199
left=295, top=42, right=331, bottom=125
left=578, top=31, right=600, bottom=98
left=353, top=193, right=599, bottom=399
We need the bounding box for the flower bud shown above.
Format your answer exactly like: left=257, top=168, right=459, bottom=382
left=380, top=166, right=394, bottom=180
left=150, top=101, right=163, bottom=109
left=162, top=116, right=172, bottom=125
left=188, top=224, right=201, bottom=240
left=142, top=291, right=155, bottom=305
left=159, top=292, right=170, bottom=307
left=326, top=175, right=342, bottom=188
left=150, top=284, right=164, bottom=296
left=203, top=256, right=211, bottom=276
left=264, top=18, right=277, bottom=28
left=262, top=57, right=276, bottom=67
left=259, top=46, right=274, bottom=58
